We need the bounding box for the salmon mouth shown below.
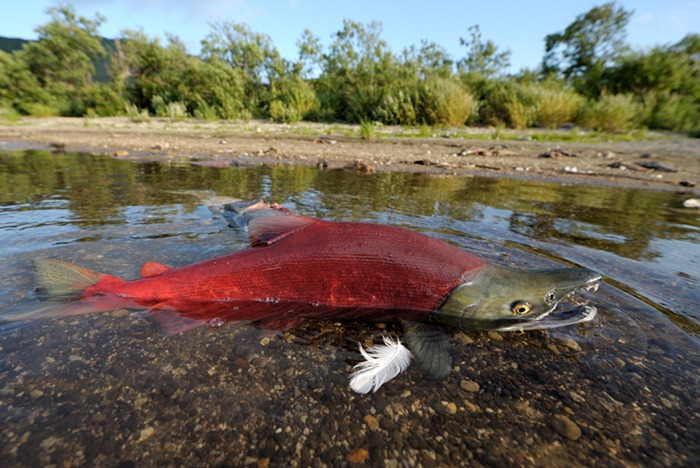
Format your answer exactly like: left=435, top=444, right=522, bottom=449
left=497, top=275, right=602, bottom=332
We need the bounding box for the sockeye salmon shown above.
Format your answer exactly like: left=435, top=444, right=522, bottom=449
left=3, top=201, right=602, bottom=391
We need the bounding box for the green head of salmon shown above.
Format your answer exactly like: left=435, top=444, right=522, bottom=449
left=435, top=265, right=602, bottom=331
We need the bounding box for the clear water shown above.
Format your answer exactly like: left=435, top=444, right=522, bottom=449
left=0, top=150, right=698, bottom=465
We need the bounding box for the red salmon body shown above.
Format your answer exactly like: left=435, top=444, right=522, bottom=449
left=82, top=216, right=488, bottom=327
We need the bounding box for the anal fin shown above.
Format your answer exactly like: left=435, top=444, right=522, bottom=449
left=401, top=320, right=452, bottom=380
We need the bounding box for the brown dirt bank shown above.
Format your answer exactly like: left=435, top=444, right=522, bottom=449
left=1, top=117, right=699, bottom=192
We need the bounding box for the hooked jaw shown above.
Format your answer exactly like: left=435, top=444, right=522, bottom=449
left=434, top=265, right=603, bottom=332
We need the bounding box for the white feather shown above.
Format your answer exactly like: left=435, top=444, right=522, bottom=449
left=349, top=335, right=412, bottom=394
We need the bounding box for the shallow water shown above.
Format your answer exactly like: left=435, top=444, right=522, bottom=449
left=0, top=150, right=698, bottom=466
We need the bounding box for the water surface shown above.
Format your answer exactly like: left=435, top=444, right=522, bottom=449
left=0, top=150, right=698, bottom=465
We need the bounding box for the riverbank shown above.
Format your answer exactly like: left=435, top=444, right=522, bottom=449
left=1, top=117, right=699, bottom=192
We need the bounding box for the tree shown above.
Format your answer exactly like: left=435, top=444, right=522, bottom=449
left=201, top=21, right=286, bottom=115
left=294, top=29, right=322, bottom=78
left=22, top=4, right=106, bottom=93
left=458, top=25, right=511, bottom=78
left=543, top=2, right=632, bottom=96
left=202, top=21, right=285, bottom=83
left=402, top=40, right=455, bottom=79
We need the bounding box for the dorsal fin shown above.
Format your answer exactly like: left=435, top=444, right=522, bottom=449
left=248, top=215, right=314, bottom=246
left=140, top=262, right=172, bottom=278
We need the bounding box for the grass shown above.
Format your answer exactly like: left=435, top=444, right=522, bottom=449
left=0, top=106, right=21, bottom=123
left=360, top=121, right=375, bottom=140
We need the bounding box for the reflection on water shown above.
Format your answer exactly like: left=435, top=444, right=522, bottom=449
left=2, top=150, right=697, bottom=324
left=0, top=150, right=698, bottom=465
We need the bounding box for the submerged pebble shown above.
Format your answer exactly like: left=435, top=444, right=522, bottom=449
left=551, top=415, right=582, bottom=441
left=460, top=379, right=480, bottom=393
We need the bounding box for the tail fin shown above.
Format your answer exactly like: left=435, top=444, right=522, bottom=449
left=34, top=259, right=108, bottom=301
left=1, top=259, right=119, bottom=324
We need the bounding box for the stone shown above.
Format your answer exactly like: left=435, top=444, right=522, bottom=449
left=347, top=448, right=370, bottom=464
left=460, top=379, right=480, bottom=393
left=551, top=415, right=582, bottom=441
left=364, top=415, right=379, bottom=431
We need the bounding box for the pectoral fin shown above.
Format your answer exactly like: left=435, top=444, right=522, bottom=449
left=147, top=305, right=208, bottom=335
left=401, top=320, right=452, bottom=380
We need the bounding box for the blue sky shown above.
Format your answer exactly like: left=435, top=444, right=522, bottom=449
left=3, top=1, right=699, bottom=72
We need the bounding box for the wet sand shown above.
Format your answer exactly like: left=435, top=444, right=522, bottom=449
left=1, top=117, right=699, bottom=192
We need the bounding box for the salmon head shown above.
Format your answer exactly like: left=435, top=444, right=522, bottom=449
left=434, top=265, right=602, bottom=331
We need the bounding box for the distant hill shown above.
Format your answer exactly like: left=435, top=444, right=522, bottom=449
left=0, top=36, right=28, bottom=53
left=0, top=35, right=115, bottom=83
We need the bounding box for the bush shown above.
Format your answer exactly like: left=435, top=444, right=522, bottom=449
left=488, top=82, right=583, bottom=129
left=0, top=106, right=21, bottom=122
left=268, top=77, right=317, bottom=123
left=193, top=101, right=219, bottom=121
left=151, top=96, right=167, bottom=117
left=374, top=88, right=418, bottom=125
left=578, top=93, right=642, bottom=132
left=418, top=77, right=477, bottom=127
left=536, top=86, right=584, bottom=128
left=82, top=85, right=127, bottom=117
left=124, top=102, right=150, bottom=122
left=640, top=91, right=700, bottom=132
left=166, top=101, right=188, bottom=121
left=20, top=102, right=60, bottom=117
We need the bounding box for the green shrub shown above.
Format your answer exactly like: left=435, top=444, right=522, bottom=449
left=640, top=91, right=700, bottom=132
left=21, top=102, right=60, bottom=117
left=0, top=106, right=21, bottom=122
left=536, top=86, right=584, bottom=128
left=374, top=88, right=418, bottom=125
left=124, top=102, right=150, bottom=122
left=504, top=99, right=535, bottom=129
left=151, top=96, right=167, bottom=117
left=193, top=101, right=219, bottom=121
left=166, top=101, right=188, bottom=121
left=578, top=93, right=642, bottom=132
left=268, top=77, right=317, bottom=123
left=82, top=85, right=127, bottom=117
left=418, top=77, right=477, bottom=127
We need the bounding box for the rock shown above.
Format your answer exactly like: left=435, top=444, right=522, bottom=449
left=347, top=161, right=373, bottom=173
left=454, top=332, right=474, bottom=344
left=559, top=339, right=582, bottom=352
left=460, top=379, right=480, bottom=393
left=487, top=331, right=503, bottom=342
left=444, top=402, right=458, bottom=414
left=346, top=448, right=370, bottom=464
left=139, top=426, right=155, bottom=442
left=364, top=415, right=379, bottom=431
left=551, top=415, right=582, bottom=441
left=683, top=198, right=700, bottom=208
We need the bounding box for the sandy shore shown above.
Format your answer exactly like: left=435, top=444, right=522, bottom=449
left=1, top=117, right=699, bottom=192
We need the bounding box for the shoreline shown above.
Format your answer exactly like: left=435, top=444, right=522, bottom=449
left=1, top=117, right=699, bottom=193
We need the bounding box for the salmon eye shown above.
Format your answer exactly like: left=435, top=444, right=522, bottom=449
left=511, top=301, right=532, bottom=315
